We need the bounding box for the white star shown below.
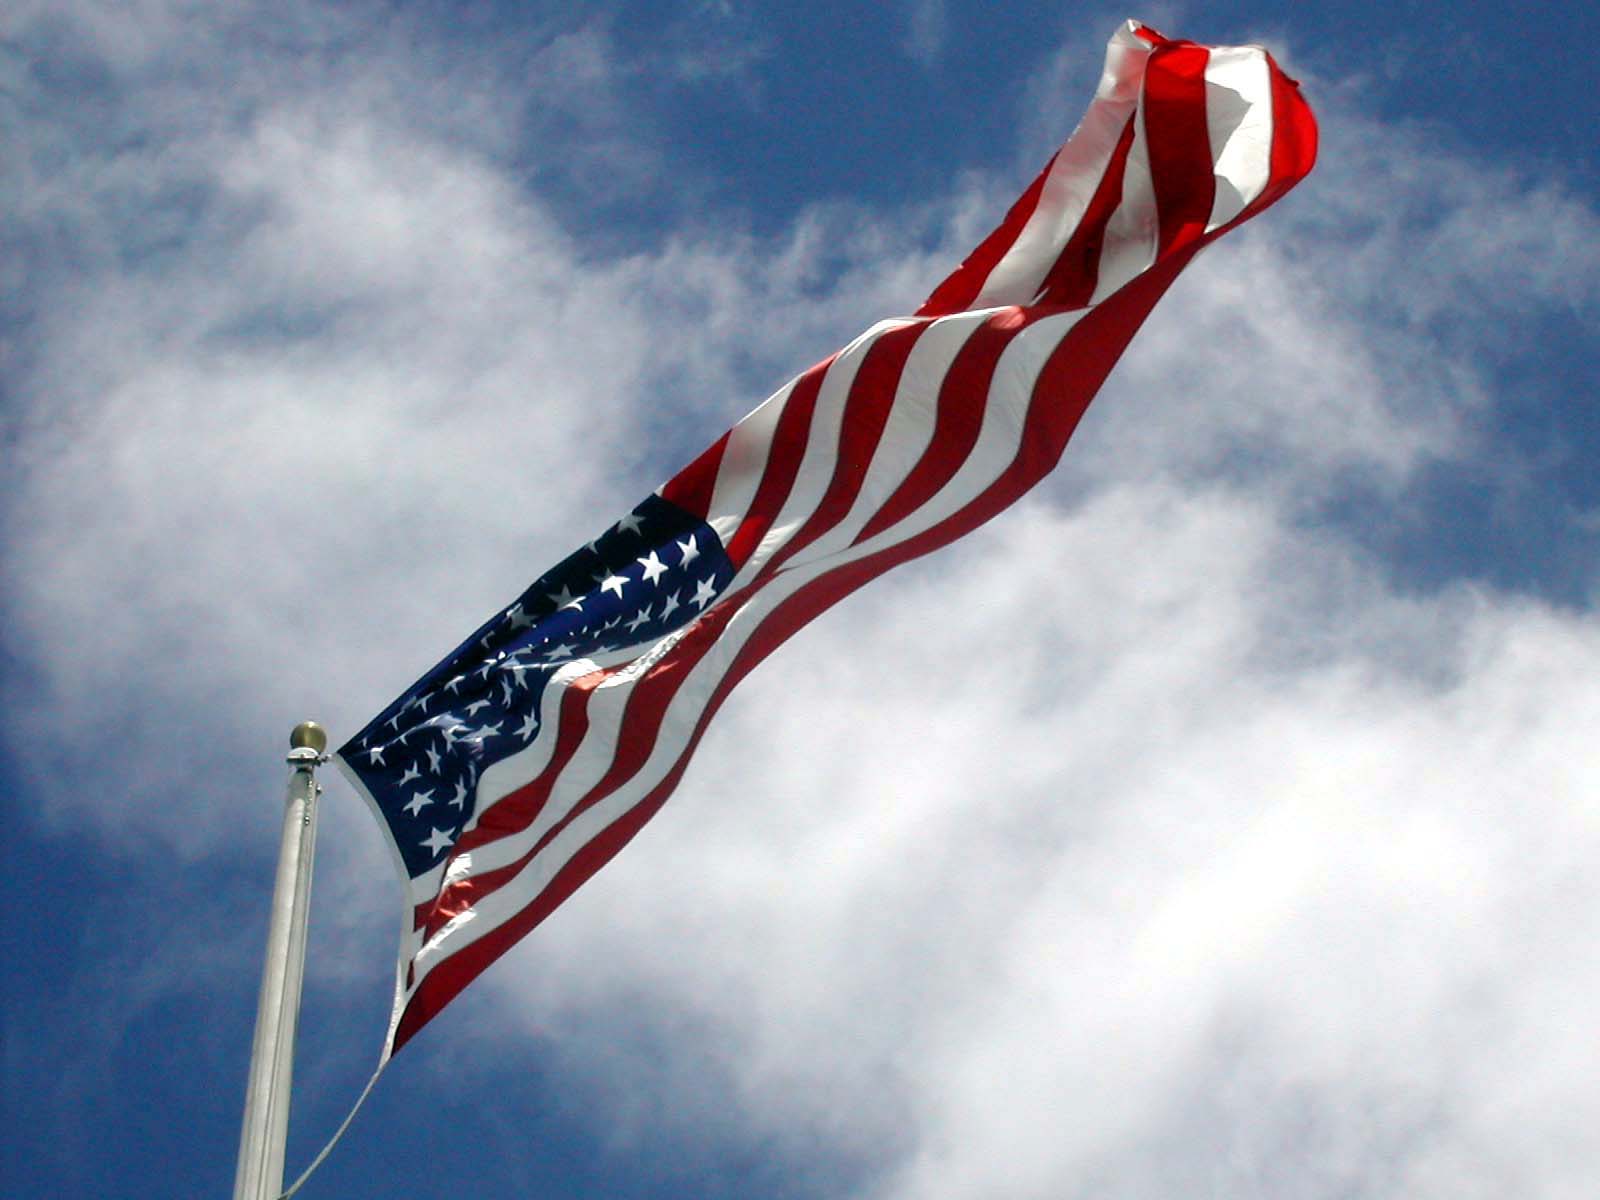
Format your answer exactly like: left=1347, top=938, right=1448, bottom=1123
left=472, top=721, right=502, bottom=741
left=406, top=692, right=431, bottom=714
left=402, top=789, right=434, bottom=817
left=449, top=780, right=470, bottom=809
left=616, top=512, right=644, bottom=535
left=398, top=764, right=420, bottom=786
left=636, top=550, right=668, bottom=584
left=600, top=572, right=628, bottom=599
left=549, top=585, right=584, bottom=612
left=676, top=534, right=700, bottom=567
left=366, top=744, right=386, bottom=766
left=464, top=699, right=490, bottom=717
left=544, top=641, right=575, bottom=662
left=444, top=674, right=466, bottom=694
left=385, top=712, right=402, bottom=731
left=692, top=576, right=717, bottom=610
left=516, top=710, right=539, bottom=739
left=420, top=826, right=455, bottom=856
left=425, top=746, right=441, bottom=774
left=440, top=722, right=469, bottom=745
left=625, top=606, right=652, bottom=633
left=500, top=677, right=514, bottom=706
left=660, top=590, right=682, bottom=620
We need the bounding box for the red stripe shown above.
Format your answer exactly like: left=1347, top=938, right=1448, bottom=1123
left=416, top=673, right=603, bottom=933
left=1264, top=56, right=1318, bottom=209
left=1029, top=115, right=1138, bottom=308
left=658, top=430, right=728, bottom=517
left=450, top=678, right=595, bottom=852
left=723, top=360, right=829, bottom=569
left=855, top=308, right=1031, bottom=545
left=393, top=770, right=679, bottom=1051
left=1142, top=44, right=1215, bottom=256
left=915, top=150, right=1062, bottom=320
left=746, top=321, right=927, bottom=580
left=1205, top=54, right=1317, bottom=239
left=916, top=152, right=1058, bottom=318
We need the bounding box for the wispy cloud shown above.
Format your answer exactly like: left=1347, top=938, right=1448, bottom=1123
left=901, top=0, right=948, bottom=67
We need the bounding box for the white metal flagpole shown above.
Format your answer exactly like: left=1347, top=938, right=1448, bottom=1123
left=233, top=721, right=327, bottom=1200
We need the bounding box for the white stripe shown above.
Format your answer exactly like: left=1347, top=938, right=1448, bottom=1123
left=726, top=312, right=978, bottom=594
left=825, top=313, right=985, bottom=539
left=720, top=319, right=903, bottom=590
left=473, top=624, right=702, bottom=873
left=458, top=656, right=603, bottom=829
left=704, top=319, right=906, bottom=550
left=778, top=308, right=1084, bottom=576
left=1204, top=48, right=1274, bottom=231
left=971, top=29, right=1150, bottom=309
left=1088, top=86, right=1159, bottom=305
left=403, top=309, right=1086, bottom=994
left=701, top=376, right=796, bottom=547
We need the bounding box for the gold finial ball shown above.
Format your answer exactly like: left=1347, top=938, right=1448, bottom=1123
left=290, top=721, right=329, bottom=754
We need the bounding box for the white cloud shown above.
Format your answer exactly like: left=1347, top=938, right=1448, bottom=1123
left=902, top=0, right=948, bottom=67
left=502, top=485, right=1600, bottom=1198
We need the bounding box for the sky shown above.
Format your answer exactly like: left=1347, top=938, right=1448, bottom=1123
left=4, top=2, right=1598, bottom=1198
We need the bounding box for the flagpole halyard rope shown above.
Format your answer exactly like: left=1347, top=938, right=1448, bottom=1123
left=277, top=1058, right=389, bottom=1200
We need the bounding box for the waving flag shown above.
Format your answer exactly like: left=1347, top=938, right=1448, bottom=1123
left=337, top=20, right=1317, bottom=1057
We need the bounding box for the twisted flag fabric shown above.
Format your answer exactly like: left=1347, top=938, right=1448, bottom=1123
left=337, top=20, right=1318, bottom=1058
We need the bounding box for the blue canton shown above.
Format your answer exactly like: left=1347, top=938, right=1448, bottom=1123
left=341, top=494, right=734, bottom=879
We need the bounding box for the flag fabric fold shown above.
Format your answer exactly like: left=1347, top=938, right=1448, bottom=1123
left=336, top=20, right=1317, bottom=1058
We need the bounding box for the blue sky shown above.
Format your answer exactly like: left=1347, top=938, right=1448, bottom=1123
left=4, top=3, right=1598, bottom=1198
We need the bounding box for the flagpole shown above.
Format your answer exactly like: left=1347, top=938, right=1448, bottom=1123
left=233, top=721, right=327, bottom=1200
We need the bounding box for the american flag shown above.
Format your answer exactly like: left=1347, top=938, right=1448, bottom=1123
left=337, top=21, right=1317, bottom=1057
